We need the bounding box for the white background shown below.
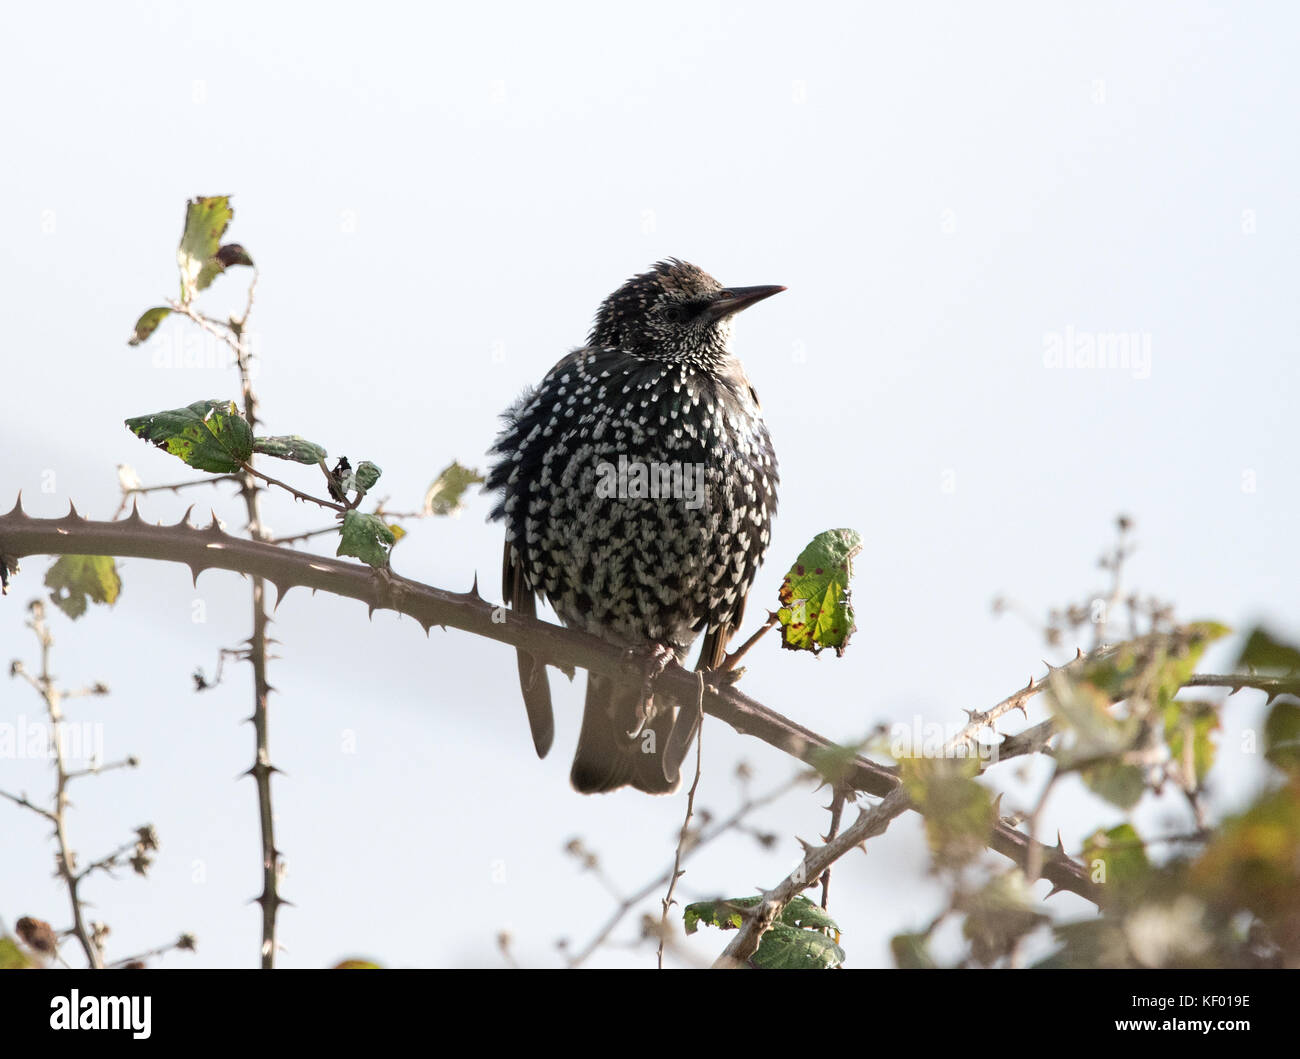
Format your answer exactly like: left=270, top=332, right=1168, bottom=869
left=1, top=1, right=1296, bottom=967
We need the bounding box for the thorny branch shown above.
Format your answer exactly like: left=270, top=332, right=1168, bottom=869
left=173, top=274, right=287, bottom=968
left=3, top=503, right=1198, bottom=911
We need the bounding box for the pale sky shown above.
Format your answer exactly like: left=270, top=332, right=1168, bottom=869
left=2, top=1, right=1297, bottom=968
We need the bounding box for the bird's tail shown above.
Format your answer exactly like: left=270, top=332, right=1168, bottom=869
left=571, top=673, right=682, bottom=794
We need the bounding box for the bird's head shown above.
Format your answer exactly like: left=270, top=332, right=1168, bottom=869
left=588, top=259, right=784, bottom=366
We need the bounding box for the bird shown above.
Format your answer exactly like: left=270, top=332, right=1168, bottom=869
left=486, top=259, right=782, bottom=793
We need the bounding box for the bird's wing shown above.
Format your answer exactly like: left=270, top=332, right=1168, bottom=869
left=503, top=541, right=555, bottom=759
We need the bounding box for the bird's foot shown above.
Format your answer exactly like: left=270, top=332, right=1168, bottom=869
left=625, top=642, right=676, bottom=728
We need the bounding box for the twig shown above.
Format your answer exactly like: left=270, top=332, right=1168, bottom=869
left=714, top=787, right=912, bottom=967
left=114, top=474, right=239, bottom=518
left=6, top=604, right=104, bottom=966
left=75, top=838, right=139, bottom=884
left=1184, top=673, right=1300, bottom=695
left=66, top=756, right=138, bottom=782
left=658, top=675, right=705, bottom=968
left=723, top=612, right=779, bottom=671
left=267, top=525, right=345, bottom=547
left=240, top=462, right=345, bottom=514
left=566, top=772, right=809, bottom=967
left=0, top=788, right=56, bottom=822
left=107, top=932, right=196, bottom=968
left=820, top=787, right=847, bottom=910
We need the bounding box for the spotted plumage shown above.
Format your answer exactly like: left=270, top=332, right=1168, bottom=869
left=487, top=260, right=782, bottom=793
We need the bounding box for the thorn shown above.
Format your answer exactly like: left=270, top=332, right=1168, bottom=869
left=270, top=582, right=292, bottom=611
left=1076, top=647, right=1084, bottom=660
left=1055, top=831, right=1066, bottom=854
left=126, top=498, right=144, bottom=523
left=65, top=498, right=80, bottom=520
left=188, top=564, right=203, bottom=587
left=5, top=493, right=26, bottom=518
left=469, top=572, right=481, bottom=599
left=1026, top=675, right=1035, bottom=690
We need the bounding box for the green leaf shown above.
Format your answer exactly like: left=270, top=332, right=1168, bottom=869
left=1264, top=698, right=1300, bottom=773
left=1153, top=623, right=1231, bottom=711
left=125, top=399, right=253, bottom=473
left=128, top=307, right=171, bottom=346
left=898, top=757, right=995, bottom=868
left=684, top=897, right=753, bottom=934
left=423, top=460, right=484, bottom=516
left=750, top=922, right=845, bottom=969
left=684, top=895, right=843, bottom=969
left=1236, top=627, right=1300, bottom=674
left=1083, top=624, right=1229, bottom=717
left=683, top=894, right=838, bottom=934
left=45, top=555, right=121, bottom=620
left=810, top=742, right=860, bottom=786
left=253, top=435, right=328, bottom=464
left=177, top=196, right=234, bottom=300
left=778, top=895, right=840, bottom=932
left=0, top=936, right=34, bottom=969
left=1036, top=919, right=1133, bottom=969
left=776, top=528, right=862, bottom=656
left=1082, top=823, right=1151, bottom=896
left=1047, top=672, right=1139, bottom=767
left=959, top=872, right=1049, bottom=965
left=890, top=931, right=937, bottom=969
left=1192, top=777, right=1300, bottom=924
left=354, top=461, right=383, bottom=494
left=1081, top=761, right=1146, bottom=810
left=337, top=510, right=396, bottom=569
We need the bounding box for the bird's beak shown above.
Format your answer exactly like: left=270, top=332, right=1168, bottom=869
left=705, top=284, right=786, bottom=322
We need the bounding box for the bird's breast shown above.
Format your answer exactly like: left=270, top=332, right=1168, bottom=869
left=492, top=349, right=779, bottom=648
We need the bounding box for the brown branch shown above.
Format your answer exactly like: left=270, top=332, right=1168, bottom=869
left=239, top=462, right=345, bottom=514
left=0, top=502, right=1100, bottom=905
left=5, top=604, right=104, bottom=966
left=228, top=277, right=286, bottom=971
left=1184, top=673, right=1300, bottom=695
left=658, top=675, right=705, bottom=968
left=714, top=787, right=912, bottom=967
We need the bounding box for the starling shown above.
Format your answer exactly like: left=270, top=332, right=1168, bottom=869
left=487, top=259, right=782, bottom=793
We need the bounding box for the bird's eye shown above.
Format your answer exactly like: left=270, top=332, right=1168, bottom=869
left=663, top=304, right=690, bottom=324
